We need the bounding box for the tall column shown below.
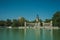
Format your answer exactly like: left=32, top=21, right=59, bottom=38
left=24, top=22, right=26, bottom=27
left=38, top=22, right=40, bottom=27
left=50, top=21, right=52, bottom=27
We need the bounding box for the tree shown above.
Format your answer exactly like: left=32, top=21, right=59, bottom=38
left=39, top=19, right=43, bottom=26
left=52, top=11, right=60, bottom=27
left=12, top=19, right=18, bottom=27
left=0, top=20, right=5, bottom=26
left=44, top=19, right=51, bottom=23
left=18, top=17, right=26, bottom=26
left=4, top=19, right=12, bottom=26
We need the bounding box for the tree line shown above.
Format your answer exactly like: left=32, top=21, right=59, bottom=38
left=0, top=17, right=27, bottom=27
left=0, top=11, right=60, bottom=27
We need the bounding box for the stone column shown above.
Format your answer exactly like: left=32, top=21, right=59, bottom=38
left=38, top=22, right=40, bottom=27
left=24, top=22, right=26, bottom=27
left=50, top=21, right=52, bottom=27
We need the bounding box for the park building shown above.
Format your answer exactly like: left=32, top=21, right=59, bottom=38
left=24, top=14, right=52, bottom=28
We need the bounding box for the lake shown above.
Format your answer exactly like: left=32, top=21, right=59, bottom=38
left=0, top=28, right=60, bottom=40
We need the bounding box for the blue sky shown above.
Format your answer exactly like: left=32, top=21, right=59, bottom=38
left=0, top=0, right=60, bottom=21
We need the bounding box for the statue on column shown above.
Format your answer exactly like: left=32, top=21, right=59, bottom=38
left=35, top=14, right=40, bottom=27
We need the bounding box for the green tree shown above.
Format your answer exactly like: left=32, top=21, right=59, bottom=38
left=40, top=19, right=43, bottom=26
left=4, top=19, right=12, bottom=26
left=12, top=19, right=18, bottom=27
left=0, top=20, right=5, bottom=26
left=44, top=19, right=51, bottom=23
left=52, top=11, right=60, bottom=27
left=18, top=17, right=26, bottom=26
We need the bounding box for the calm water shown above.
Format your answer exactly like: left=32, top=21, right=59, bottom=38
left=0, top=28, right=60, bottom=40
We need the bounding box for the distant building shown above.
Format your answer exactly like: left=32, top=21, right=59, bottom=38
left=24, top=14, right=41, bottom=27
left=24, top=14, right=52, bottom=27
left=36, top=14, right=39, bottom=22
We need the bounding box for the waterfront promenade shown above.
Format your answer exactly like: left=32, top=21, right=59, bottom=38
left=5, top=26, right=60, bottom=29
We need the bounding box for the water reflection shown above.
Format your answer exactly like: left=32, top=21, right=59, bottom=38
left=24, top=28, right=35, bottom=40
left=53, top=29, right=60, bottom=40
left=42, top=29, right=53, bottom=40
left=34, top=29, right=40, bottom=40
left=0, top=28, right=60, bottom=40
left=25, top=28, right=53, bottom=40
left=0, top=29, right=24, bottom=40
